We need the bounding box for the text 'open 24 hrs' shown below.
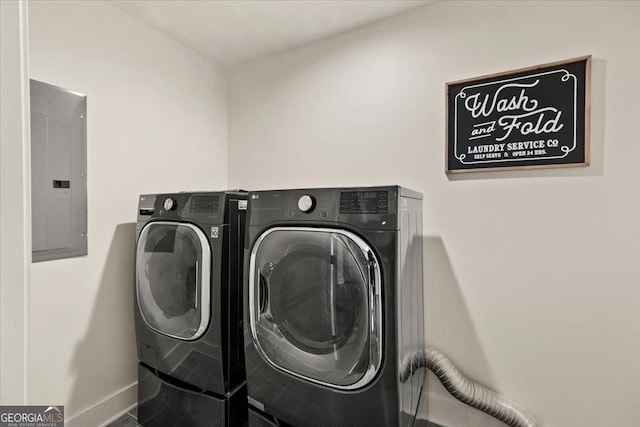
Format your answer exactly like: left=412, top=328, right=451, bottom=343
left=446, top=56, right=591, bottom=173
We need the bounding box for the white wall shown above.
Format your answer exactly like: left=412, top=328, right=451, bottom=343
left=229, top=2, right=640, bottom=426
left=0, top=0, right=30, bottom=405
left=28, top=1, right=228, bottom=425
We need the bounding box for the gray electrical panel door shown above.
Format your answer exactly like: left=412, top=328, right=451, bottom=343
left=30, top=80, right=87, bottom=262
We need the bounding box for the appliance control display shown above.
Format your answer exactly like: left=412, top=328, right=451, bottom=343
left=339, top=191, right=388, bottom=214
left=190, top=195, right=220, bottom=213
left=297, top=195, right=315, bottom=213
left=163, top=197, right=177, bottom=211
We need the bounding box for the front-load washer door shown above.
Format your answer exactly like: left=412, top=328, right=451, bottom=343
left=249, top=227, right=382, bottom=390
left=136, top=222, right=211, bottom=341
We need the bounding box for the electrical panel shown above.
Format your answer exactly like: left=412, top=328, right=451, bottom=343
left=30, top=80, right=87, bottom=262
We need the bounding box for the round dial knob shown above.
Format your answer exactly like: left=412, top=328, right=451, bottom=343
left=297, top=195, right=315, bottom=213
left=163, top=197, right=177, bottom=211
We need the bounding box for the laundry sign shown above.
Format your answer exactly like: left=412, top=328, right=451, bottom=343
left=446, top=56, right=591, bottom=173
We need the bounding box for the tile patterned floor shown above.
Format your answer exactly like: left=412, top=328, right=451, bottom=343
left=108, top=406, right=139, bottom=427
left=107, top=406, right=443, bottom=427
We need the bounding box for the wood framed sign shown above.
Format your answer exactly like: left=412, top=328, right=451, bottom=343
left=446, top=56, right=591, bottom=173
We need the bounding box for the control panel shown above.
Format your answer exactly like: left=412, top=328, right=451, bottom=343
left=248, top=187, right=401, bottom=230
left=339, top=191, right=389, bottom=214
left=137, top=193, right=222, bottom=222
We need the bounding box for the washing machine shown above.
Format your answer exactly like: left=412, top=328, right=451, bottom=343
left=134, top=191, right=248, bottom=427
left=243, top=186, right=425, bottom=427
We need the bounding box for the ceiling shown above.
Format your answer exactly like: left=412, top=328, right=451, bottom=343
left=108, top=0, right=431, bottom=69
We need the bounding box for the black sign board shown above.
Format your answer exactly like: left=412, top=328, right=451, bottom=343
left=446, top=56, right=591, bottom=173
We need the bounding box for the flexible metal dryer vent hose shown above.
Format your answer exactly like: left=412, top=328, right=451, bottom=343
left=400, top=345, right=538, bottom=427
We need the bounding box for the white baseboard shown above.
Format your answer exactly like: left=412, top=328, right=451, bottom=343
left=65, top=382, right=137, bottom=427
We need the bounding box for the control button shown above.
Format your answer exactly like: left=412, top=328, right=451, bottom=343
left=321, top=210, right=328, bottom=218
left=163, top=197, right=177, bottom=211
left=297, top=195, right=315, bottom=213
left=288, top=210, right=295, bottom=218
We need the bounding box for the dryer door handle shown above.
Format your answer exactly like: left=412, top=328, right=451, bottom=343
left=367, top=250, right=376, bottom=289
left=258, top=270, right=269, bottom=314
left=194, top=260, right=199, bottom=310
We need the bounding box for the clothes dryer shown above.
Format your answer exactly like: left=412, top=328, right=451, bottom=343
left=244, top=186, right=424, bottom=427
left=134, top=191, right=247, bottom=427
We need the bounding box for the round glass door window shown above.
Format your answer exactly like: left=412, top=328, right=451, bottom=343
left=249, top=227, right=382, bottom=389
left=136, top=222, right=211, bottom=340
